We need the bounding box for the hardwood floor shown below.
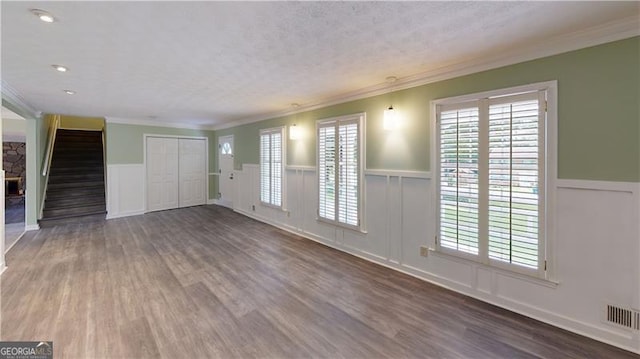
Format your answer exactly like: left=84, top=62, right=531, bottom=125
left=1, top=205, right=636, bottom=358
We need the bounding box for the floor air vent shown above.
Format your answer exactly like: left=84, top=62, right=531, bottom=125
left=605, top=304, right=640, bottom=330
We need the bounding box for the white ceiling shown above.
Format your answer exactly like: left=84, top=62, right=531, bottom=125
left=1, top=1, right=638, bottom=129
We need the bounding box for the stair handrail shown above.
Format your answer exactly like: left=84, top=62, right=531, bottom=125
left=41, top=115, right=61, bottom=176
left=102, top=128, right=107, bottom=207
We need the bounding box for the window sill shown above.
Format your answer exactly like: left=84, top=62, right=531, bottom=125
left=428, top=248, right=559, bottom=289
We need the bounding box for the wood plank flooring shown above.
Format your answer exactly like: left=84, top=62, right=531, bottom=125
left=1, top=205, right=636, bottom=358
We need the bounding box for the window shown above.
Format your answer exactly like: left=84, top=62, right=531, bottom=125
left=317, top=114, right=364, bottom=228
left=221, top=142, right=232, bottom=155
left=260, top=127, right=284, bottom=208
left=435, top=83, right=555, bottom=277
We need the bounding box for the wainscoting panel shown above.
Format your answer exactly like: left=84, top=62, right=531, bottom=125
left=399, top=176, right=432, bottom=270
left=363, top=175, right=392, bottom=260
left=232, top=164, right=639, bottom=354
left=106, top=164, right=145, bottom=219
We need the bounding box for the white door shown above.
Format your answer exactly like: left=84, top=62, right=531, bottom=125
left=179, top=138, right=206, bottom=207
left=218, top=135, right=234, bottom=208
left=146, top=137, right=179, bottom=211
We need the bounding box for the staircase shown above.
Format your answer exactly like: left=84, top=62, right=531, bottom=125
left=40, top=129, right=106, bottom=227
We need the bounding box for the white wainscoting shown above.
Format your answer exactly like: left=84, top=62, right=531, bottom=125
left=232, top=164, right=640, bottom=354
left=106, top=164, right=145, bottom=219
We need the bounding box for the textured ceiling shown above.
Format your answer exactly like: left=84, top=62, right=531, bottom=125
left=1, top=1, right=638, bottom=128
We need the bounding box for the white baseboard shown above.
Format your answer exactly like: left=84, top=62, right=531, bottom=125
left=0, top=264, right=6, bottom=275
left=25, top=224, right=40, bottom=231
left=217, top=199, right=233, bottom=208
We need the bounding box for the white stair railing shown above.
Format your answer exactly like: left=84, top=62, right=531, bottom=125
left=41, top=115, right=61, bottom=176
left=39, top=115, right=61, bottom=219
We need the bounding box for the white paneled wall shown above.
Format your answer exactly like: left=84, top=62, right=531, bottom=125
left=232, top=163, right=640, bottom=354
left=106, top=164, right=145, bottom=219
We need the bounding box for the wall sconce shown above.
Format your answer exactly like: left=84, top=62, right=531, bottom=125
left=290, top=124, right=301, bottom=140
left=289, top=103, right=302, bottom=140
left=384, top=106, right=397, bottom=130
left=384, top=76, right=398, bottom=131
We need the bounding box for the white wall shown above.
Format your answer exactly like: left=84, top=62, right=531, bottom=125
left=106, top=164, right=145, bottom=219
left=231, top=163, right=640, bottom=354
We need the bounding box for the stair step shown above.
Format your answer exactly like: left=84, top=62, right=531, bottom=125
left=54, top=137, right=102, bottom=145
left=43, top=203, right=106, bottom=218
left=53, top=147, right=102, bottom=153
left=50, top=167, right=104, bottom=175
left=56, top=130, right=102, bottom=136
left=46, top=190, right=104, bottom=200
left=45, top=197, right=105, bottom=210
left=51, top=160, right=104, bottom=167
left=54, top=142, right=100, bottom=147
left=39, top=212, right=106, bottom=228
left=53, top=143, right=102, bottom=149
left=48, top=174, right=105, bottom=184
left=54, top=137, right=102, bottom=144
left=46, top=187, right=105, bottom=199
left=51, top=158, right=103, bottom=164
left=47, top=180, right=105, bottom=190
left=51, top=151, right=103, bottom=158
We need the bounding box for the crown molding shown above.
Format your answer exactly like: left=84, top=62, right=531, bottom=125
left=212, top=15, right=640, bottom=131
left=1, top=80, right=42, bottom=119
left=105, top=116, right=213, bottom=131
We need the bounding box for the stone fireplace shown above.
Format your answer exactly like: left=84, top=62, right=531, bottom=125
left=3, top=141, right=26, bottom=205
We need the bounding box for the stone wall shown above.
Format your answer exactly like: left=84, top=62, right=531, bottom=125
left=3, top=142, right=26, bottom=193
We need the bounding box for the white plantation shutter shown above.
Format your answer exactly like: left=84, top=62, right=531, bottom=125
left=260, top=133, right=271, bottom=204
left=338, top=122, right=359, bottom=226
left=260, top=128, right=284, bottom=207
left=271, top=131, right=283, bottom=207
left=437, top=89, right=546, bottom=274
left=318, top=115, right=361, bottom=227
left=488, top=94, right=541, bottom=268
left=439, top=106, right=480, bottom=255
left=318, top=125, right=336, bottom=221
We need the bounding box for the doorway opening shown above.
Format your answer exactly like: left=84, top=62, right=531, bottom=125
left=2, top=106, right=27, bottom=252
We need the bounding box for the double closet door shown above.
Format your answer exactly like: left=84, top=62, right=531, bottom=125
left=146, top=137, right=206, bottom=212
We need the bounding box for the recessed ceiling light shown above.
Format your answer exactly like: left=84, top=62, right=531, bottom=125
left=30, top=9, right=56, bottom=23
left=52, top=65, right=68, bottom=72
left=63, top=90, right=76, bottom=95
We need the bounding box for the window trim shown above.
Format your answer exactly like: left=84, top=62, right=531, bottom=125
left=316, top=112, right=366, bottom=232
left=259, top=126, right=285, bottom=209
left=431, top=81, right=557, bottom=280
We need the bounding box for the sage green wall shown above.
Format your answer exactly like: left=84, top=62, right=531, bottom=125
left=105, top=123, right=217, bottom=199
left=216, top=36, right=639, bottom=182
